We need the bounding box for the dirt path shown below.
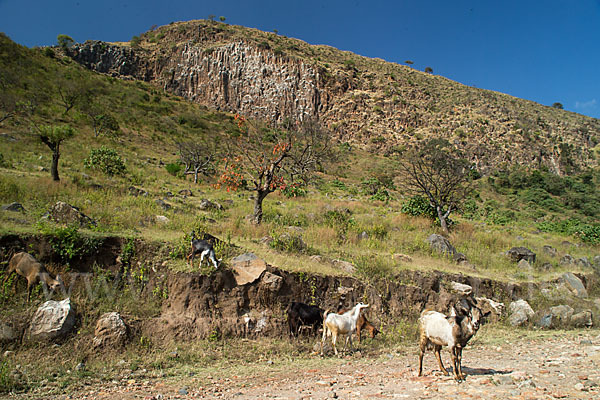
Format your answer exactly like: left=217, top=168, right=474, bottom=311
left=26, top=331, right=600, bottom=399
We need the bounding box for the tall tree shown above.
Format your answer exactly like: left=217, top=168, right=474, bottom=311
left=397, top=138, right=473, bottom=234
left=38, top=125, right=75, bottom=181
left=218, top=115, right=335, bottom=224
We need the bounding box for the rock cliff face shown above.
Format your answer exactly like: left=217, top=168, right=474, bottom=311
left=69, top=21, right=600, bottom=174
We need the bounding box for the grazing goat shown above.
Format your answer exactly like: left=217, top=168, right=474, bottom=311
left=321, top=303, right=369, bottom=356
left=3, top=252, right=62, bottom=302
left=287, top=302, right=324, bottom=337
left=338, top=307, right=379, bottom=343
left=417, top=302, right=489, bottom=381
left=187, top=231, right=220, bottom=269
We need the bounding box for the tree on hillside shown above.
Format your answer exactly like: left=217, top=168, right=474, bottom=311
left=177, top=139, right=219, bottom=184
left=397, top=138, right=474, bottom=234
left=552, top=102, right=564, bottom=109
left=38, top=124, right=75, bottom=181
left=218, top=115, right=335, bottom=224
left=219, top=16, right=226, bottom=22
left=57, top=34, right=74, bottom=51
left=79, top=90, right=120, bottom=137
left=424, top=66, right=433, bottom=74
left=57, top=72, right=88, bottom=115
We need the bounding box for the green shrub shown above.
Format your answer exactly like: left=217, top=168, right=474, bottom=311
left=282, top=183, right=307, bottom=198
left=165, top=163, right=183, bottom=177
left=401, top=196, right=436, bottom=219
left=37, top=223, right=103, bottom=265
left=84, top=146, right=126, bottom=176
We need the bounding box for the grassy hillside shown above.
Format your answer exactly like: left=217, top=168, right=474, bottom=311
left=0, top=31, right=599, bottom=287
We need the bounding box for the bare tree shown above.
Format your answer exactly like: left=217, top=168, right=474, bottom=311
left=176, top=140, right=218, bottom=184
left=397, top=138, right=473, bottom=234
left=219, top=116, right=335, bottom=224
left=38, top=125, right=75, bottom=181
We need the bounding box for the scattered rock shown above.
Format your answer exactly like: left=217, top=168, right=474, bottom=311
left=128, top=186, right=148, bottom=197
left=476, top=297, right=505, bottom=321
left=571, top=310, right=593, bottom=328
left=561, top=272, right=587, bottom=298
left=332, top=259, right=356, bottom=274
left=93, top=312, right=129, bottom=348
left=199, top=199, right=222, bottom=210
left=539, top=262, right=554, bottom=271
left=576, top=257, right=591, bottom=269
left=594, top=255, right=600, bottom=268
left=1, top=202, right=25, bottom=212
left=508, top=299, right=534, bottom=326
left=45, top=201, right=95, bottom=227
left=542, top=245, right=557, bottom=257
left=517, top=258, right=532, bottom=270
left=450, top=281, right=472, bottom=296
left=155, top=215, right=169, bottom=224
left=0, top=321, right=18, bottom=343
left=28, top=298, right=76, bottom=341
left=358, top=231, right=369, bottom=240
left=426, top=234, right=456, bottom=256
left=559, top=254, right=575, bottom=266
left=260, top=271, right=283, bottom=292
left=178, top=189, right=193, bottom=197
left=259, top=236, right=274, bottom=246
left=549, top=305, right=575, bottom=325
left=155, top=199, right=172, bottom=211
left=506, top=247, right=536, bottom=264
left=453, top=252, right=468, bottom=263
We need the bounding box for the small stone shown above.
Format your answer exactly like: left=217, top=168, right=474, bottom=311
left=178, top=387, right=188, bottom=395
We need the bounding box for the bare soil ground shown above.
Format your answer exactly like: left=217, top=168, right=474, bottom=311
left=9, top=329, right=596, bottom=400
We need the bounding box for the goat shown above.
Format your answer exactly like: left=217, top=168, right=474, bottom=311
left=3, top=252, right=62, bottom=302
left=417, top=302, right=489, bottom=381
left=338, top=307, right=379, bottom=343
left=287, top=302, right=324, bottom=337
left=321, top=303, right=369, bottom=356
left=187, top=231, right=220, bottom=269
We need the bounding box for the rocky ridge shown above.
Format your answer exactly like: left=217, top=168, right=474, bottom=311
left=68, top=20, right=600, bottom=175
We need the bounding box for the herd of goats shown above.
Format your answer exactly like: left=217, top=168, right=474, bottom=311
left=3, top=232, right=492, bottom=382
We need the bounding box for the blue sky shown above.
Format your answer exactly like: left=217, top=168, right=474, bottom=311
left=1, top=0, right=599, bottom=119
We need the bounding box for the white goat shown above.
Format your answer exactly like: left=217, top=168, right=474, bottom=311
left=417, top=302, right=488, bottom=381
left=321, top=302, right=369, bottom=356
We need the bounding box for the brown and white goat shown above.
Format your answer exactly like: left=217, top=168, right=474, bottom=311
left=3, top=252, right=62, bottom=302
left=338, top=307, right=379, bottom=343
left=417, top=301, right=489, bottom=381
left=321, top=303, right=369, bottom=356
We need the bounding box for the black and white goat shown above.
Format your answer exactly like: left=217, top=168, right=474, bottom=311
left=187, top=231, right=220, bottom=269
left=417, top=299, right=489, bottom=381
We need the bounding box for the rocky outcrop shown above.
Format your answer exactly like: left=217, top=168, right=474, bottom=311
left=68, top=20, right=600, bottom=175
left=93, top=312, right=129, bottom=348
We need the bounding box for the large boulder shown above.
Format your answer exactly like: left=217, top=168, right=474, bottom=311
left=426, top=234, right=456, bottom=256
left=549, top=304, right=574, bottom=324
left=93, top=312, right=129, bottom=348
left=506, top=247, right=536, bottom=264
left=231, top=253, right=267, bottom=285
left=28, top=298, right=76, bottom=341
left=45, top=201, right=95, bottom=227
left=508, top=299, right=534, bottom=326
left=476, top=297, right=505, bottom=322
left=561, top=272, right=587, bottom=298
left=571, top=310, right=593, bottom=328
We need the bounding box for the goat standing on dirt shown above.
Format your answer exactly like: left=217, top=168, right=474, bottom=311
left=338, top=306, right=379, bottom=343
left=3, top=252, right=62, bottom=302
left=187, top=231, right=220, bottom=269
left=417, top=302, right=489, bottom=381
left=321, top=303, right=369, bottom=356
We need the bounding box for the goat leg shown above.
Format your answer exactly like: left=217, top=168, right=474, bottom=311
left=457, top=347, right=464, bottom=380
left=418, top=349, right=425, bottom=376
left=434, top=345, right=448, bottom=376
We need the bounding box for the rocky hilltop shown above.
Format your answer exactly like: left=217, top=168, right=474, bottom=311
left=69, top=20, right=600, bottom=175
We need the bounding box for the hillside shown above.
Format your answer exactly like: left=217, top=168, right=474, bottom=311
left=66, top=19, right=600, bottom=175
left=0, top=23, right=600, bottom=397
